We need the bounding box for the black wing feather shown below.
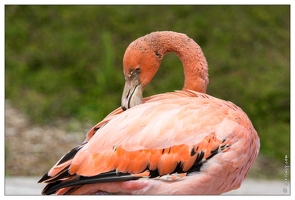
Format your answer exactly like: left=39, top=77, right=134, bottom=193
left=42, top=170, right=140, bottom=195
left=38, top=143, right=86, bottom=183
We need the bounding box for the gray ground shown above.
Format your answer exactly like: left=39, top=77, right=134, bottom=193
left=4, top=176, right=291, bottom=196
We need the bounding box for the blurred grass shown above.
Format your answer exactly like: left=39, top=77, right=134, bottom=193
left=5, top=5, right=290, bottom=178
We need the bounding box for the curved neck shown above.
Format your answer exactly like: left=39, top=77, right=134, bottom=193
left=143, top=31, right=209, bottom=93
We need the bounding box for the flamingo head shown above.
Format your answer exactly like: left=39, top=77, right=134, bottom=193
left=121, top=39, right=163, bottom=110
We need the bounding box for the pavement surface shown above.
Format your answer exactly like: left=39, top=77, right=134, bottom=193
left=4, top=176, right=291, bottom=196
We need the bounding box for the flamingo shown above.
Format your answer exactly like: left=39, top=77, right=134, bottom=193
left=38, top=31, right=260, bottom=195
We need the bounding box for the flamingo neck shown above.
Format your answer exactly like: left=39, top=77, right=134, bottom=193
left=144, top=31, right=209, bottom=93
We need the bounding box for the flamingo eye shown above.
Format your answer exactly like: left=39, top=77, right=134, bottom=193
left=135, top=66, right=141, bottom=74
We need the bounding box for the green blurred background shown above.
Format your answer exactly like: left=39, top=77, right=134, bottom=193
left=5, top=5, right=290, bottom=179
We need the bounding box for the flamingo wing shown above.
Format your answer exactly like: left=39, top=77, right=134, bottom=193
left=39, top=90, right=259, bottom=195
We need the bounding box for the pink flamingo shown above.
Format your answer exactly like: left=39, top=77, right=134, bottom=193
left=38, top=31, right=260, bottom=195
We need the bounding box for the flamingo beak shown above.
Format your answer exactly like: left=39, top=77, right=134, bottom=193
left=121, top=78, right=143, bottom=111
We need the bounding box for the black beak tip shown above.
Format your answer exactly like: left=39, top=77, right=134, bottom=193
left=121, top=106, right=127, bottom=111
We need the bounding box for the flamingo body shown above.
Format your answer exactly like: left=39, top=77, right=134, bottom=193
left=39, top=31, right=260, bottom=195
